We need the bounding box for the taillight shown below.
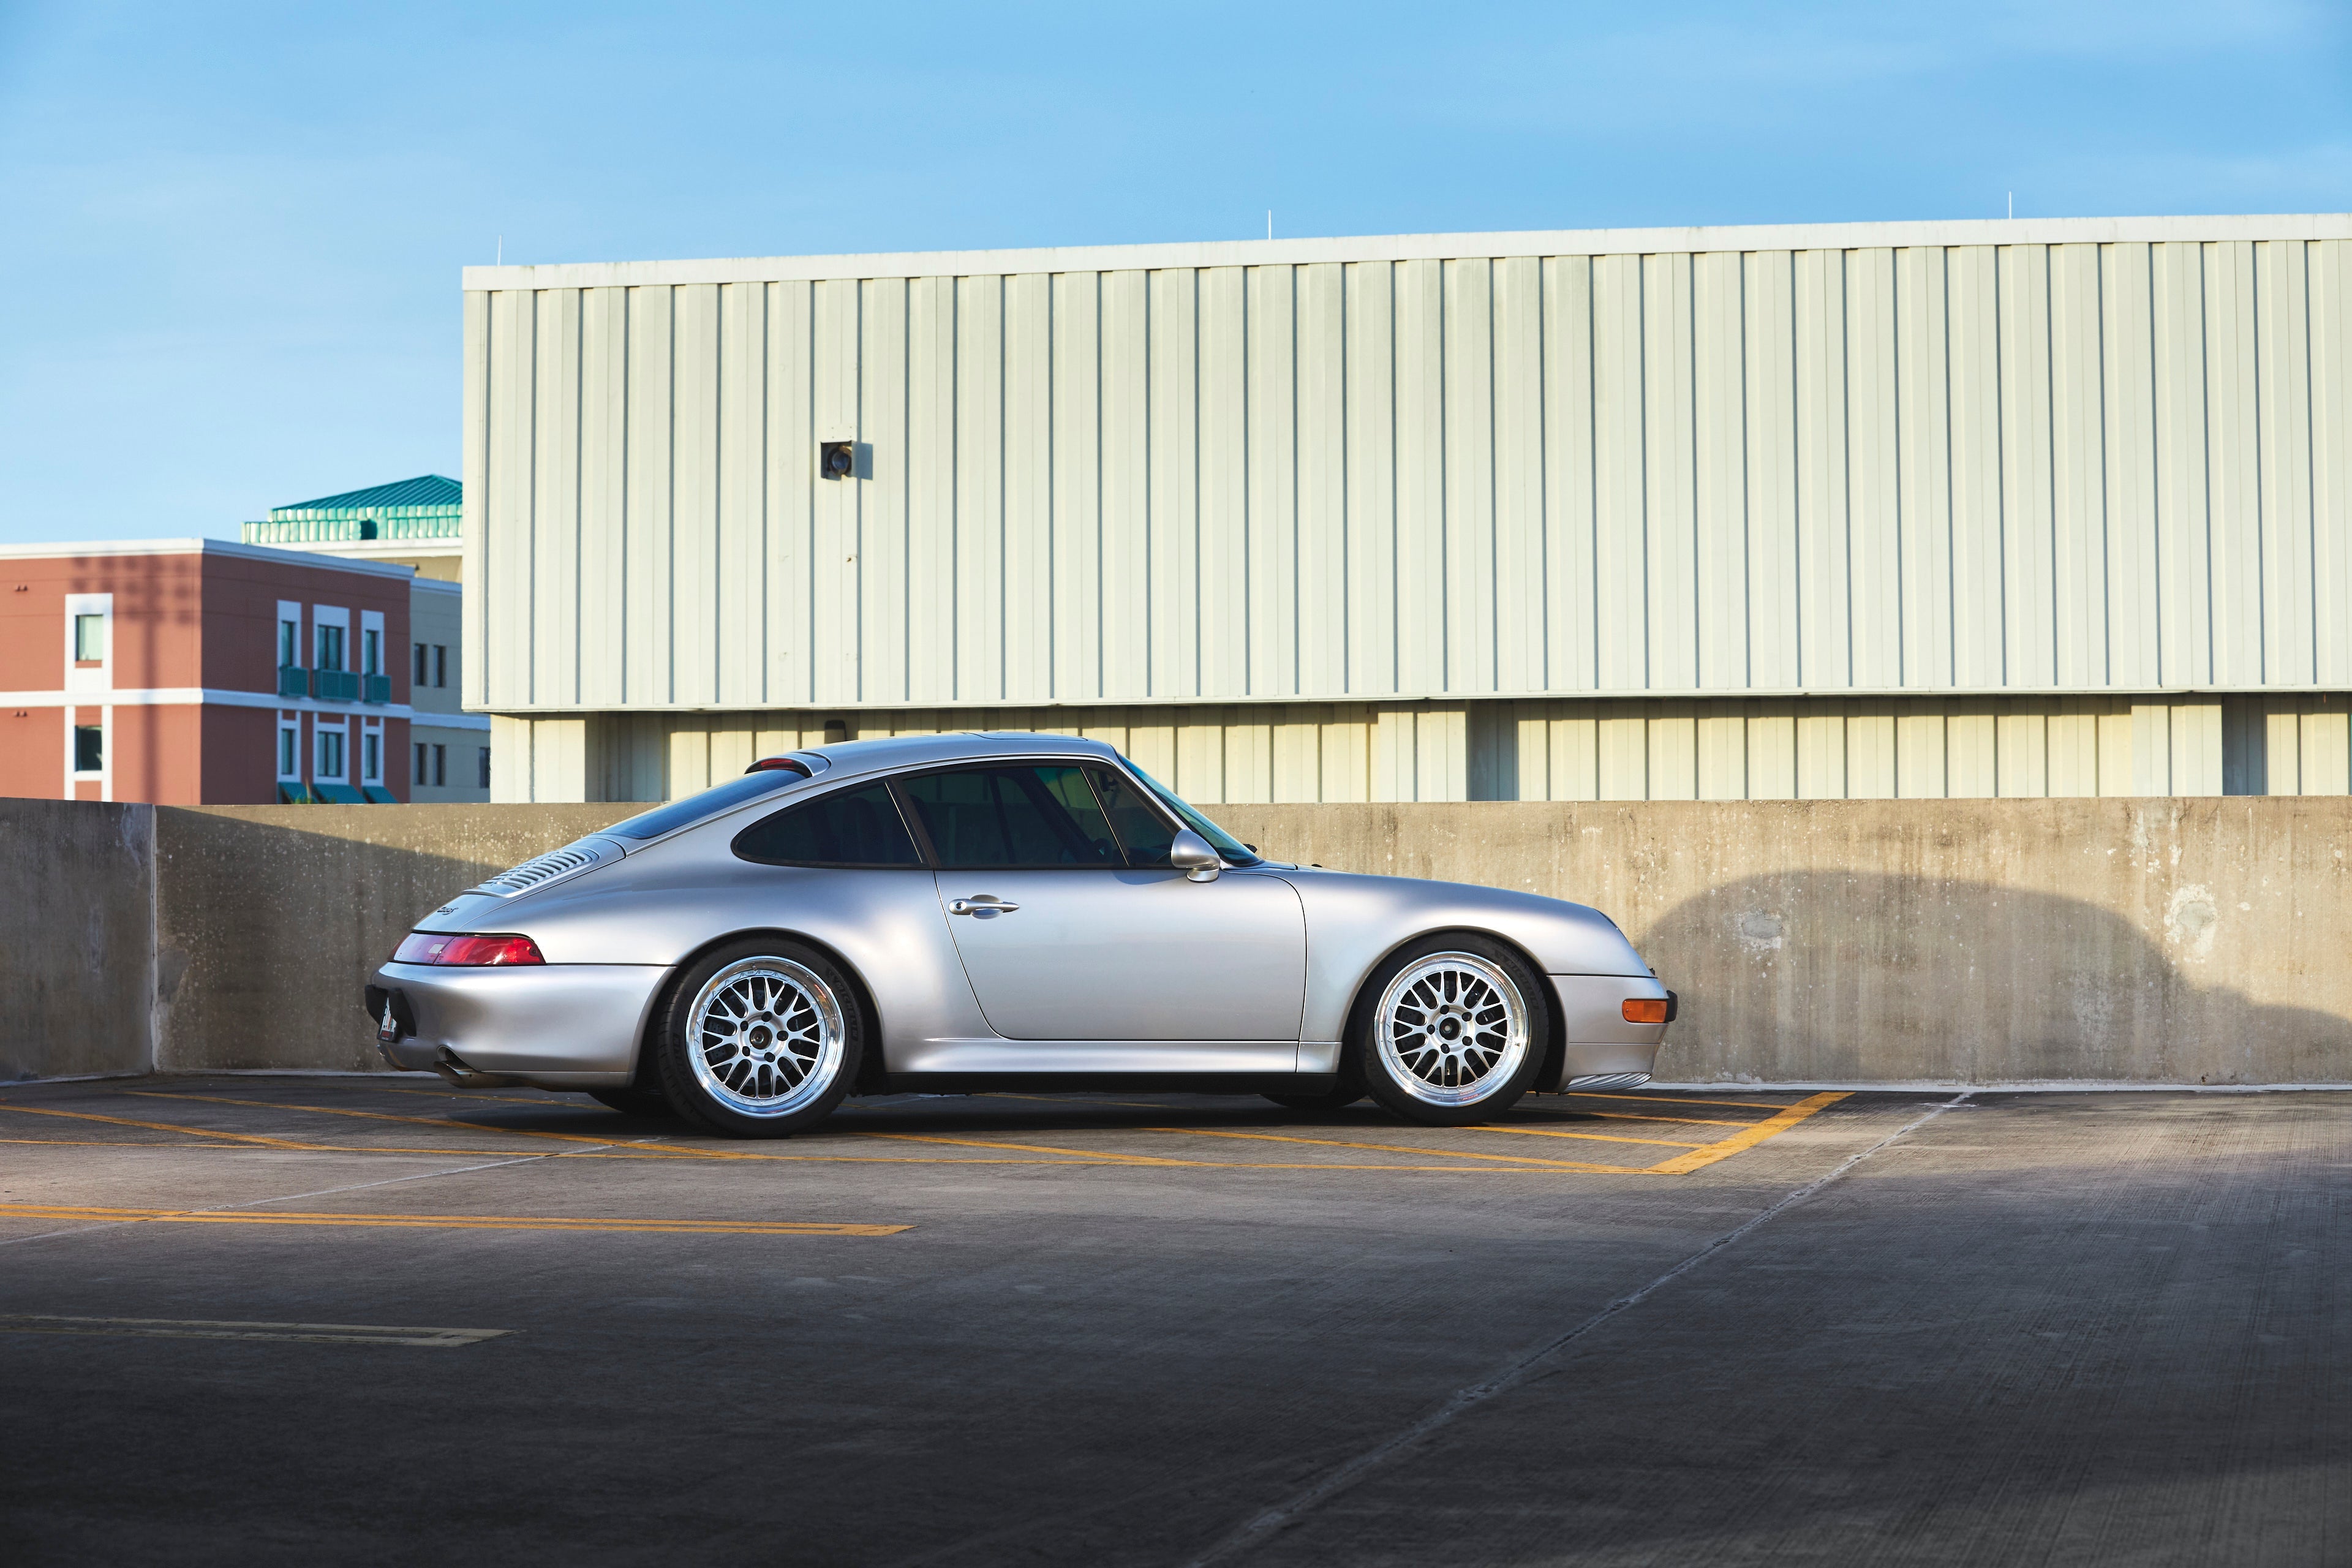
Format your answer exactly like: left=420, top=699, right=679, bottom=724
left=1622, top=997, right=1670, bottom=1025
left=393, top=932, right=546, bottom=967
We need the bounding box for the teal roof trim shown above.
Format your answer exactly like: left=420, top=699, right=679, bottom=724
left=244, top=475, right=462, bottom=546
left=271, top=475, right=459, bottom=519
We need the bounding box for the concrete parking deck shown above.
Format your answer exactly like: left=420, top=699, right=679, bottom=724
left=1, top=1077, right=2343, bottom=1565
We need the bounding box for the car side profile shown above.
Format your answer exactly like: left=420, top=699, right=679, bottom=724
left=366, top=733, right=1674, bottom=1137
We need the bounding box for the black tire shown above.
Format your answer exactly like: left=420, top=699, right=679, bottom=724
left=650, top=937, right=867, bottom=1139
left=1350, top=934, right=1550, bottom=1126
left=588, top=1087, right=675, bottom=1119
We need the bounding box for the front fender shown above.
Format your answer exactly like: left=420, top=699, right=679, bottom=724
left=1273, top=869, right=1654, bottom=1044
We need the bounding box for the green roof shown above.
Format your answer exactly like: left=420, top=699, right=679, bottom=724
left=271, top=475, right=460, bottom=519
left=244, top=475, right=461, bottom=547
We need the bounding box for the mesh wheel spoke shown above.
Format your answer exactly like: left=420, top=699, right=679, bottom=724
left=1373, top=954, right=1529, bottom=1108
left=686, top=960, right=845, bottom=1118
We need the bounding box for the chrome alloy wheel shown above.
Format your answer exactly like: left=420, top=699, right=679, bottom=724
left=1373, top=952, right=1529, bottom=1107
left=685, top=957, right=845, bottom=1118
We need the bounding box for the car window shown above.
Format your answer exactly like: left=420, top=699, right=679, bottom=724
left=1088, top=766, right=1176, bottom=867
left=899, top=766, right=1123, bottom=869
left=1096, top=761, right=1261, bottom=870
left=608, top=771, right=800, bottom=840
left=733, top=783, right=924, bottom=867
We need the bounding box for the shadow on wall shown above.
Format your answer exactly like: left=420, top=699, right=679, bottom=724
left=154, top=805, right=634, bottom=1072
left=1638, top=873, right=2352, bottom=1086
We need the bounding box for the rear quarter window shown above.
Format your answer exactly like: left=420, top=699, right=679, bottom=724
left=733, top=783, right=925, bottom=867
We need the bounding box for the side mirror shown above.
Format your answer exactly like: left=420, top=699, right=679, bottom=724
left=1169, top=829, right=1223, bottom=883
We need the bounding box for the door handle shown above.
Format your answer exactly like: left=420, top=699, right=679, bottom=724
left=948, top=896, right=1020, bottom=916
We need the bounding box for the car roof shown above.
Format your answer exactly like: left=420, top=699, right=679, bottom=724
left=797, top=731, right=1125, bottom=783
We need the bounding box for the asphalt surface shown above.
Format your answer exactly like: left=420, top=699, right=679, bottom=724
left=0, top=1076, right=2343, bottom=1566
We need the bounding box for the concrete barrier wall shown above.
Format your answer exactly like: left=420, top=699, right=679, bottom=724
left=0, top=800, right=157, bottom=1082
left=6, top=797, right=2348, bottom=1084
left=154, top=805, right=633, bottom=1071
left=1216, top=798, right=2352, bottom=1085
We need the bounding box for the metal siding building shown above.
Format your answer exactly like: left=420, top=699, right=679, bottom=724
left=463, top=215, right=2352, bottom=804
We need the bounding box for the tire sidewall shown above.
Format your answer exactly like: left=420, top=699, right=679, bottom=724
left=1350, top=933, right=1548, bottom=1126
left=654, top=937, right=866, bottom=1137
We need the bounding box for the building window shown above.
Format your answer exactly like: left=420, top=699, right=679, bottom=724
left=477, top=747, right=490, bottom=790
left=74, top=614, right=105, bottom=663
left=280, top=620, right=300, bottom=668
left=361, top=628, right=380, bottom=676
left=413, top=741, right=426, bottom=786
left=435, top=645, right=448, bottom=687
left=317, top=624, right=345, bottom=673
left=317, top=727, right=347, bottom=782
left=279, top=720, right=300, bottom=780
left=435, top=744, right=448, bottom=786
left=361, top=729, right=381, bottom=784
left=413, top=643, right=427, bottom=684
left=74, top=725, right=103, bottom=773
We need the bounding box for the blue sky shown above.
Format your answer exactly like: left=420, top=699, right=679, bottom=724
left=0, top=0, right=2345, bottom=544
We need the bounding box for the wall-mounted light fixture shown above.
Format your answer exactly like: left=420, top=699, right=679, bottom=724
left=820, top=441, right=854, bottom=480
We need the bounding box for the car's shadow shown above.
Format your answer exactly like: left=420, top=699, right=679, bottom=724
left=400, top=1088, right=1785, bottom=1140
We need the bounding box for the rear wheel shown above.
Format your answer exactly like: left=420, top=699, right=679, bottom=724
left=1353, top=936, right=1547, bottom=1126
left=651, top=938, right=865, bottom=1138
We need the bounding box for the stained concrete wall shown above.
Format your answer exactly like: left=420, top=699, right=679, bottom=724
left=1216, top=798, right=2352, bottom=1085
left=153, top=805, right=633, bottom=1071
left=0, top=800, right=157, bottom=1082
left=6, top=797, right=2348, bottom=1084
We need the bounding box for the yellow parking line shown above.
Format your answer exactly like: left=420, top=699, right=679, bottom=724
left=1466, top=1125, right=1710, bottom=1149
left=976, top=1091, right=1171, bottom=1110
left=1572, top=1110, right=1763, bottom=1129
left=1561, top=1091, right=1802, bottom=1111
left=127, top=1091, right=693, bottom=1155
left=0, top=1201, right=907, bottom=1235
left=1145, top=1125, right=1632, bottom=1173
left=860, top=1131, right=1205, bottom=1166
left=0, top=1137, right=263, bottom=1149
left=1643, top=1091, right=1851, bottom=1174
left=0, top=1102, right=353, bottom=1152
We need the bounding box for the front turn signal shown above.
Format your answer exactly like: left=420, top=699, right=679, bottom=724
left=1622, top=997, right=1672, bottom=1025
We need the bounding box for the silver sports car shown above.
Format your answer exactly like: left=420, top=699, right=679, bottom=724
left=366, top=734, right=1674, bottom=1137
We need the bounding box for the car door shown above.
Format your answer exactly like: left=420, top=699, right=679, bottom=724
left=900, top=763, right=1306, bottom=1042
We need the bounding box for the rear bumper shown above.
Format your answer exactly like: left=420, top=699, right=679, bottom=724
left=364, top=962, right=670, bottom=1083
left=1542, top=973, right=1673, bottom=1091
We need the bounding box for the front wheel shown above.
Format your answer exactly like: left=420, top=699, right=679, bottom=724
left=1352, top=937, right=1548, bottom=1126
left=651, top=938, right=865, bottom=1138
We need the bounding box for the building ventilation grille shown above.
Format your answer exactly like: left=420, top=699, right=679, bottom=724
left=469, top=840, right=610, bottom=897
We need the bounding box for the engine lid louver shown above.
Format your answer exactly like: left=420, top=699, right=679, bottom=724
left=468, top=837, right=620, bottom=897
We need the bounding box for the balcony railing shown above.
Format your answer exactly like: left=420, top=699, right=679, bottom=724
left=314, top=669, right=361, bottom=702
left=277, top=666, right=308, bottom=699
left=362, top=674, right=391, bottom=705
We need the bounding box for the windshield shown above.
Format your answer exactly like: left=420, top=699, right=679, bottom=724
left=1126, top=763, right=1261, bottom=866
left=608, top=771, right=802, bottom=840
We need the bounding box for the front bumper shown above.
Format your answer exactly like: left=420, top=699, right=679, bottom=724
left=365, top=962, right=671, bottom=1085
left=1542, top=973, right=1675, bottom=1091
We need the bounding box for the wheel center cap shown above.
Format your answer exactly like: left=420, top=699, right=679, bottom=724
left=750, top=1026, right=773, bottom=1049
left=1438, top=1018, right=1461, bottom=1040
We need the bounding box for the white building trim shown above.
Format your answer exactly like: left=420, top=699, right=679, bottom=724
left=0, top=537, right=416, bottom=579
left=0, top=687, right=487, bottom=726
left=463, top=213, right=2352, bottom=292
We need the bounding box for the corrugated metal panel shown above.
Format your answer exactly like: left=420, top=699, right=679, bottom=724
left=466, top=221, right=2352, bottom=717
